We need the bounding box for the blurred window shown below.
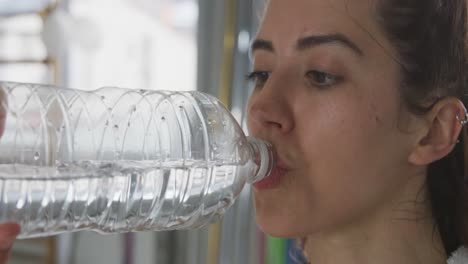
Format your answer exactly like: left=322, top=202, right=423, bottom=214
left=67, top=0, right=198, bottom=91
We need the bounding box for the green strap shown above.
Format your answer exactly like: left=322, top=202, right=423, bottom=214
left=266, top=236, right=287, bottom=264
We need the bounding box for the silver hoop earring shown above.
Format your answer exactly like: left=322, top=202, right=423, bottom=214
left=456, top=112, right=468, bottom=126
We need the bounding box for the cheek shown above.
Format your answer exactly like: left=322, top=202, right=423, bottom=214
left=299, top=81, right=399, bottom=171
left=299, top=94, right=384, bottom=162
left=292, top=91, right=403, bottom=229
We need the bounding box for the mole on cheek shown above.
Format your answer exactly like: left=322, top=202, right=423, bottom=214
left=375, top=115, right=382, bottom=124
left=368, top=103, right=382, bottom=125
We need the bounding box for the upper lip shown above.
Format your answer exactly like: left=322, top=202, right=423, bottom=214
left=252, top=136, right=293, bottom=170
left=275, top=157, right=290, bottom=171
left=271, top=146, right=291, bottom=170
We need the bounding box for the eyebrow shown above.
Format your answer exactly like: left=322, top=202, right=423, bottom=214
left=251, top=39, right=274, bottom=53
left=251, top=33, right=364, bottom=56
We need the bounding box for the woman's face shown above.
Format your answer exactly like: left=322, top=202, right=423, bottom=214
left=247, top=0, right=422, bottom=237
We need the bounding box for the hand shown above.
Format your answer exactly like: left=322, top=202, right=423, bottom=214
left=0, top=223, right=20, bottom=264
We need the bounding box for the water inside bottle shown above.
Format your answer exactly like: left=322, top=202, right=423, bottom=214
left=0, top=160, right=244, bottom=238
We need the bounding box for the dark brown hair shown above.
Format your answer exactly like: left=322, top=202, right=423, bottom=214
left=376, top=0, right=468, bottom=255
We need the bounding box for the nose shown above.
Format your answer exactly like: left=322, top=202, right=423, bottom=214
left=247, top=86, right=294, bottom=135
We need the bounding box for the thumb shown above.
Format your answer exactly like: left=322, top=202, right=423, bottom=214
left=0, top=223, right=20, bottom=264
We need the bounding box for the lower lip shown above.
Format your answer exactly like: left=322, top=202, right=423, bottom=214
left=253, top=167, right=286, bottom=190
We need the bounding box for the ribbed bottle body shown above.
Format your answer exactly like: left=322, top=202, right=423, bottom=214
left=0, top=82, right=257, bottom=238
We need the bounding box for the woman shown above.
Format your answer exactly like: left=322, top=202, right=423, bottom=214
left=0, top=0, right=467, bottom=263
left=247, top=0, right=468, bottom=263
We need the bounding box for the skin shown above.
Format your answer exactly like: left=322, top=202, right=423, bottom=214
left=0, top=1, right=465, bottom=263
left=0, top=223, right=19, bottom=263
left=247, top=0, right=465, bottom=263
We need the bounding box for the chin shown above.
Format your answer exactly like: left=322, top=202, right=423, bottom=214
left=254, top=211, right=304, bottom=238
left=253, top=193, right=307, bottom=237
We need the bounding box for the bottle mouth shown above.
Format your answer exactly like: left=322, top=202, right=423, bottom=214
left=246, top=137, right=276, bottom=184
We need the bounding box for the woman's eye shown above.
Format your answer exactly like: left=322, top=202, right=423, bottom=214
left=246, top=71, right=270, bottom=88
left=306, top=70, right=343, bottom=88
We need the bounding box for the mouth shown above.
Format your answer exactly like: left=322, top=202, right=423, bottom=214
left=253, top=156, right=289, bottom=190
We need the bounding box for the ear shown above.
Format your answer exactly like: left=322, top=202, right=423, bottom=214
left=408, top=97, right=467, bottom=165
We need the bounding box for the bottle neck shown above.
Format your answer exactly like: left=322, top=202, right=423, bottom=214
left=246, top=137, right=276, bottom=183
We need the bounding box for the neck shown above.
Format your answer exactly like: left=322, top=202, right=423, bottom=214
left=303, top=174, right=446, bottom=264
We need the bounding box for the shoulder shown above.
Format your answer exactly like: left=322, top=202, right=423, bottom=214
left=448, top=247, right=468, bottom=264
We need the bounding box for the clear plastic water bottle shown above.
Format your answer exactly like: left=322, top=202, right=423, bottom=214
left=0, top=81, right=275, bottom=239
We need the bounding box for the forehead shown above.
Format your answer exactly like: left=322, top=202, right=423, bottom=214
left=258, top=0, right=383, bottom=52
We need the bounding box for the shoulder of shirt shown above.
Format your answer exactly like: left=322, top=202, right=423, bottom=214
left=448, top=246, right=468, bottom=264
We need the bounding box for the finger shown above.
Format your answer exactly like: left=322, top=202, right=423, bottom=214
left=0, top=247, right=12, bottom=264
left=0, top=223, right=20, bottom=263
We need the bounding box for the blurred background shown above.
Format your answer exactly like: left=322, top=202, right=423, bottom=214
left=0, top=0, right=297, bottom=263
